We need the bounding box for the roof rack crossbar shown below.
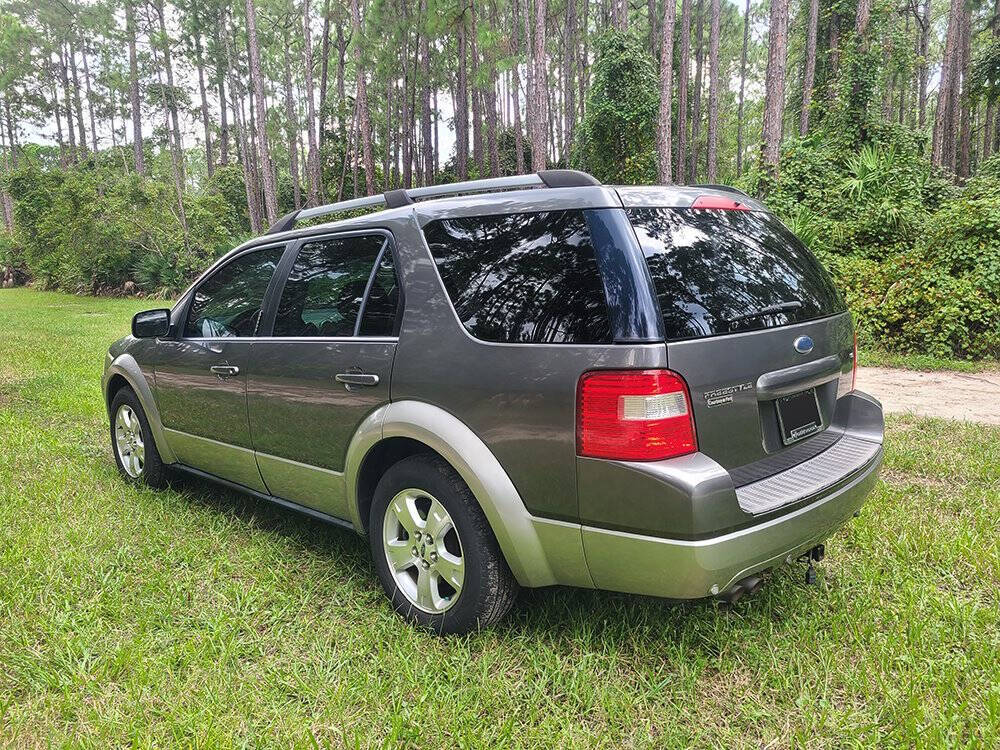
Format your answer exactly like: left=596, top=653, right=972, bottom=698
left=265, top=169, right=601, bottom=235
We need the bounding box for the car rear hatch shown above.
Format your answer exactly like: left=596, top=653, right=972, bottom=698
left=618, top=188, right=856, bottom=483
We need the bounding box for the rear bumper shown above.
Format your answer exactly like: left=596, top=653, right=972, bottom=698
left=581, top=446, right=881, bottom=598
left=580, top=391, right=884, bottom=599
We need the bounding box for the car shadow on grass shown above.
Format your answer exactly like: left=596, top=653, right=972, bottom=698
left=163, top=468, right=821, bottom=647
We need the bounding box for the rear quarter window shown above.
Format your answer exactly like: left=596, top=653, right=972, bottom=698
left=423, top=211, right=613, bottom=344
left=627, top=208, right=846, bottom=341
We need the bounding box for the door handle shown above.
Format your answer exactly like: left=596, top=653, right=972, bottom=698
left=335, top=372, right=380, bottom=388
left=210, top=365, right=240, bottom=377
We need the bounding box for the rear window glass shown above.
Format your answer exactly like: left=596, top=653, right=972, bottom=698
left=423, top=211, right=613, bottom=344
left=628, top=208, right=846, bottom=341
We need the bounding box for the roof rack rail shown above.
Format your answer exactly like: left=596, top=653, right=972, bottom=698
left=693, top=183, right=752, bottom=199
left=264, top=169, right=601, bottom=234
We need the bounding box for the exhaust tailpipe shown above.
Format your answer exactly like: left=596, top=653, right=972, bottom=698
left=718, top=574, right=765, bottom=604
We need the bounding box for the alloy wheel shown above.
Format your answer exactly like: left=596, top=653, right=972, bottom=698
left=382, top=488, right=465, bottom=613
left=114, top=404, right=145, bottom=478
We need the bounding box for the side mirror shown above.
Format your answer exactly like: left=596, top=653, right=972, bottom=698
left=132, top=308, right=171, bottom=338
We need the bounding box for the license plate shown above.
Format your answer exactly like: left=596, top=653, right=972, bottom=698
left=776, top=388, right=822, bottom=445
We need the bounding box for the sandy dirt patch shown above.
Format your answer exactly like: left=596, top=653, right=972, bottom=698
left=856, top=367, right=1000, bottom=425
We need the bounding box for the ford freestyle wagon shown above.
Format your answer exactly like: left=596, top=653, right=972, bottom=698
left=103, top=170, right=884, bottom=634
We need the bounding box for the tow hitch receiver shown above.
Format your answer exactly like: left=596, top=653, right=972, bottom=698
left=798, top=544, right=825, bottom=585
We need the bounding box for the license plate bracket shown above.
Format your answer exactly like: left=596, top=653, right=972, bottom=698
left=776, top=388, right=822, bottom=445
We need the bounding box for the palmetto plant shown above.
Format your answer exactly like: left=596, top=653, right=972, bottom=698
left=840, top=144, right=926, bottom=232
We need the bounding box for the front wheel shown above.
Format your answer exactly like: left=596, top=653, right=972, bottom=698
left=369, top=454, right=519, bottom=634
left=110, top=387, right=167, bottom=488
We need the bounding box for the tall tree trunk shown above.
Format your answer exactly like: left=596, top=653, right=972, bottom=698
left=224, top=14, right=263, bottom=233
left=917, top=0, right=930, bottom=128
left=800, top=0, right=819, bottom=135
left=565, top=0, right=577, bottom=164
left=282, top=32, right=302, bottom=209
left=984, top=0, right=1000, bottom=158
left=957, top=3, right=971, bottom=178
left=51, top=78, right=68, bottom=167
left=761, top=0, right=789, bottom=170
left=657, top=0, right=677, bottom=183
left=611, top=0, right=628, bottom=30
left=125, top=2, right=145, bottom=175
left=512, top=0, right=525, bottom=173
left=245, top=0, right=280, bottom=222
left=736, top=0, right=749, bottom=176
left=151, top=42, right=188, bottom=236
left=81, top=44, right=98, bottom=152
left=420, top=0, right=434, bottom=184
left=68, top=40, right=87, bottom=154
left=401, top=30, right=412, bottom=188
left=456, top=10, right=470, bottom=179
left=531, top=0, right=548, bottom=170
left=677, top=0, right=690, bottom=181
left=59, top=45, right=78, bottom=163
left=579, top=0, right=588, bottom=120
left=213, top=9, right=230, bottom=166
left=155, top=1, right=184, bottom=180
left=706, top=0, right=720, bottom=181
left=303, top=0, right=322, bottom=204
left=317, top=0, right=332, bottom=155
left=470, top=2, right=484, bottom=175
left=336, top=23, right=347, bottom=135
left=932, top=0, right=963, bottom=170
left=350, top=0, right=376, bottom=193
left=193, top=30, right=214, bottom=177
left=689, top=0, right=704, bottom=182
left=827, top=8, right=840, bottom=103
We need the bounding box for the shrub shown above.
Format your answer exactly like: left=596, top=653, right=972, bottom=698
left=7, top=162, right=248, bottom=297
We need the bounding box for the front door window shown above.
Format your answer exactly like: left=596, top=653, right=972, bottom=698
left=184, top=247, right=285, bottom=338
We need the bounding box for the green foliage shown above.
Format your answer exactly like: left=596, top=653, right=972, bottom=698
left=6, top=162, right=247, bottom=297
left=751, top=122, right=999, bottom=360
left=575, top=31, right=658, bottom=185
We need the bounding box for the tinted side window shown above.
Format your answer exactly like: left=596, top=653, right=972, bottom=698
left=184, top=246, right=284, bottom=338
left=273, top=235, right=386, bottom=337
left=628, top=208, right=846, bottom=341
left=358, top=249, right=401, bottom=336
left=423, top=211, right=613, bottom=344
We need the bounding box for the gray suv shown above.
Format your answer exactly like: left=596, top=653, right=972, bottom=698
left=103, top=170, right=884, bottom=634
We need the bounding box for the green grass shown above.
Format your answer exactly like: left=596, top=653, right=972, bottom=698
left=1, top=288, right=999, bottom=748
left=859, top=346, right=999, bottom=373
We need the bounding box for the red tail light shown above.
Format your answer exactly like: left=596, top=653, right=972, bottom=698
left=851, top=330, right=858, bottom=392
left=577, top=370, right=697, bottom=461
left=691, top=195, right=750, bottom=211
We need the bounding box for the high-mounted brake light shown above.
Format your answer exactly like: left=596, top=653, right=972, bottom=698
left=691, top=195, right=751, bottom=211
left=577, top=370, right=697, bottom=461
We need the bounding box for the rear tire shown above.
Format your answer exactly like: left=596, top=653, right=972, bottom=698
left=369, top=454, right=519, bottom=634
left=110, top=387, right=168, bottom=489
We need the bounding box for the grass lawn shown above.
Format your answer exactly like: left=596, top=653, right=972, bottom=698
left=1, top=288, right=999, bottom=748
left=858, top=346, right=999, bottom=373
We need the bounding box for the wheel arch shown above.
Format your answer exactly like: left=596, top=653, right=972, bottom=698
left=345, top=400, right=569, bottom=588
left=102, top=354, right=177, bottom=464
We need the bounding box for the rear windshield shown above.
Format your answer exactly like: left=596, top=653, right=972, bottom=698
left=627, top=208, right=846, bottom=341
left=423, top=210, right=613, bottom=344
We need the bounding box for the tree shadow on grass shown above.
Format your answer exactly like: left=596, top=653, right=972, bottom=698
left=162, top=467, right=822, bottom=651
left=165, top=468, right=372, bottom=574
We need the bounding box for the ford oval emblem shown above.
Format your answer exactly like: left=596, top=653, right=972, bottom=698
left=794, top=335, right=814, bottom=354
